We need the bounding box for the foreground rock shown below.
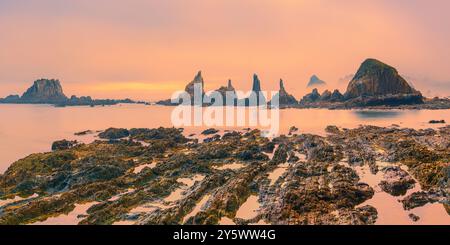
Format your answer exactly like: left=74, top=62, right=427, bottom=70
left=379, top=166, right=416, bottom=196
left=429, top=120, right=446, bottom=124
left=201, top=128, right=219, bottom=135
left=0, top=125, right=449, bottom=225
left=98, top=128, right=130, bottom=139
left=51, top=140, right=79, bottom=151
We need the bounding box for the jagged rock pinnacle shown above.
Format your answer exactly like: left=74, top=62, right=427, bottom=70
left=252, top=74, right=262, bottom=92
left=280, top=79, right=286, bottom=92
left=227, top=79, right=233, bottom=89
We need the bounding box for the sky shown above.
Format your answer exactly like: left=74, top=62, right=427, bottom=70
left=0, top=0, right=449, bottom=100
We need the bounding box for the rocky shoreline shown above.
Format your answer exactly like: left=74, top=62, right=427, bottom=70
left=0, top=124, right=448, bottom=225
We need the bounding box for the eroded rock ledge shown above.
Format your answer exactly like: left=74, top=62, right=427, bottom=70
left=0, top=125, right=448, bottom=225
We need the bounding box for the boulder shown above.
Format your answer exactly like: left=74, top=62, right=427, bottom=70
left=379, top=166, right=415, bottom=196
left=98, top=128, right=130, bottom=140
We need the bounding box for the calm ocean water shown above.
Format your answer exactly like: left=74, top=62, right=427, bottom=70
left=1, top=103, right=448, bottom=173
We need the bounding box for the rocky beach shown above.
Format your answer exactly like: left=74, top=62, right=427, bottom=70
left=0, top=124, right=448, bottom=225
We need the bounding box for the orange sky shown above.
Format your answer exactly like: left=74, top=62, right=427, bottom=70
left=0, top=0, right=449, bottom=100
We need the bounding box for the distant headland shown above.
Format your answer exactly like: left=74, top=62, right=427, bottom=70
left=0, top=79, right=139, bottom=107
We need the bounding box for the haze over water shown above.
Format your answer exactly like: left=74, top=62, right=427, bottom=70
left=1, top=103, right=448, bottom=173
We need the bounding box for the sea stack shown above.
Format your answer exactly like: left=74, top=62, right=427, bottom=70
left=156, top=71, right=206, bottom=106
left=307, top=75, right=326, bottom=87
left=299, top=88, right=321, bottom=104
left=252, top=74, right=262, bottom=93
left=185, top=71, right=205, bottom=101
left=213, top=79, right=237, bottom=105
left=244, top=74, right=266, bottom=106
left=0, top=78, right=134, bottom=106
left=345, top=59, right=421, bottom=99
left=20, top=79, right=67, bottom=103
left=269, top=79, right=298, bottom=107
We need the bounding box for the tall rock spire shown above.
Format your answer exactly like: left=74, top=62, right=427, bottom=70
left=269, top=79, right=298, bottom=107
left=184, top=70, right=205, bottom=97
left=227, top=79, right=233, bottom=90
left=252, top=74, right=262, bottom=92
left=279, top=79, right=287, bottom=94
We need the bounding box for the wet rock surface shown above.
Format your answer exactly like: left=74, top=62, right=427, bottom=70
left=0, top=125, right=449, bottom=225
left=201, top=128, right=219, bottom=135
left=51, top=140, right=79, bottom=151
left=429, top=120, right=446, bottom=124
left=98, top=128, right=130, bottom=140
left=378, top=166, right=416, bottom=196
left=408, top=213, right=420, bottom=222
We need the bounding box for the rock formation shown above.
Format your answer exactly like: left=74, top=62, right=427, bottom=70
left=2, top=125, right=448, bottom=225
left=268, top=79, right=298, bottom=107
left=212, top=79, right=237, bottom=105
left=345, top=59, right=421, bottom=99
left=319, top=90, right=332, bottom=101
left=0, top=79, right=135, bottom=106
left=243, top=74, right=266, bottom=106
left=299, top=88, right=321, bottom=104
left=185, top=71, right=205, bottom=99
left=20, top=79, right=67, bottom=103
left=157, top=71, right=206, bottom=106
left=330, top=89, right=345, bottom=102
left=0, top=94, right=20, bottom=103
left=307, top=75, right=326, bottom=87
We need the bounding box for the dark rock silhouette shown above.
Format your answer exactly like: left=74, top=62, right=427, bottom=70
left=319, top=90, right=332, bottom=101
left=345, top=59, right=421, bottom=99
left=242, top=74, right=266, bottom=106
left=157, top=71, right=206, bottom=106
left=330, top=89, right=345, bottom=102
left=185, top=71, right=205, bottom=99
left=299, top=88, right=321, bottom=104
left=20, top=79, right=67, bottom=103
left=1, top=94, right=20, bottom=103
left=268, top=79, right=298, bottom=107
left=0, top=78, right=135, bottom=106
left=212, top=79, right=237, bottom=105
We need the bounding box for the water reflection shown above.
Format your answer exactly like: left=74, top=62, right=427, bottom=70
left=353, top=110, right=405, bottom=119
left=0, top=104, right=448, bottom=173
